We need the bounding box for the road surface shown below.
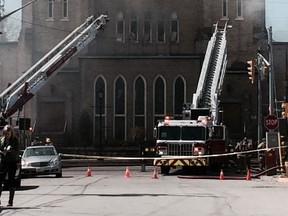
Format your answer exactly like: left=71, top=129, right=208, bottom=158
left=0, top=166, right=288, bottom=216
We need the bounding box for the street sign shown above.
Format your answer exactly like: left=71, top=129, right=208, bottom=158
left=264, top=114, right=279, bottom=130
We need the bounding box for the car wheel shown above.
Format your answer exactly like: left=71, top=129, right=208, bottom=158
left=56, top=171, right=62, bottom=178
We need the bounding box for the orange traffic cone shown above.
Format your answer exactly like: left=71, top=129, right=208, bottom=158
left=246, top=169, right=251, bottom=181
left=152, top=167, right=158, bottom=179
left=124, top=167, right=131, bottom=178
left=86, top=166, right=92, bottom=177
left=219, top=169, right=224, bottom=180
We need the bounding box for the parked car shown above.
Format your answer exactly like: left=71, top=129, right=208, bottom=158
left=21, top=145, right=62, bottom=178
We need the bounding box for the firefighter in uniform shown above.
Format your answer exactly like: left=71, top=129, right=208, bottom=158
left=235, top=137, right=253, bottom=173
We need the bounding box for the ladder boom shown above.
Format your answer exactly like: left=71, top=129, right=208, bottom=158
left=0, top=14, right=108, bottom=119
left=191, top=21, right=228, bottom=123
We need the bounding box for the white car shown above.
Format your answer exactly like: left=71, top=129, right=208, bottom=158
left=21, top=145, right=62, bottom=178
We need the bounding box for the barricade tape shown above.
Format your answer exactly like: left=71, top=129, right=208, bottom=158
left=62, top=146, right=287, bottom=161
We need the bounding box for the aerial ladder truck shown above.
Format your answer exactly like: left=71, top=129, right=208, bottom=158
left=154, top=22, right=230, bottom=174
left=0, top=14, right=108, bottom=122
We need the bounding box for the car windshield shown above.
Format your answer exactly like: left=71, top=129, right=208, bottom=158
left=24, top=147, right=56, bottom=157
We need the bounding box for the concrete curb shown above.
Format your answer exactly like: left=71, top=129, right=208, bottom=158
left=61, top=159, right=152, bottom=168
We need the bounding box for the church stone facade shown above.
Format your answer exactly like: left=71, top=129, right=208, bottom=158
left=7, top=0, right=268, bottom=147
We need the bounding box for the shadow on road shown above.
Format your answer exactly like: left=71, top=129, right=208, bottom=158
left=17, top=185, right=39, bottom=191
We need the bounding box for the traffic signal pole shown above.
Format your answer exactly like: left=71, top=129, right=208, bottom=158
left=257, top=68, right=263, bottom=147
left=254, top=49, right=271, bottom=146
left=268, top=26, right=275, bottom=115
left=266, top=27, right=283, bottom=169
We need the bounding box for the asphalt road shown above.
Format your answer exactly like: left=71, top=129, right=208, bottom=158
left=0, top=166, right=288, bottom=215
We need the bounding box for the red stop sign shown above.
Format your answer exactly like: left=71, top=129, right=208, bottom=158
left=264, top=114, right=279, bottom=130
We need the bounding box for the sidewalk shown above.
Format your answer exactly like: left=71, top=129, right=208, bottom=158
left=258, top=172, right=288, bottom=183
left=276, top=175, right=288, bottom=183
left=261, top=174, right=288, bottom=183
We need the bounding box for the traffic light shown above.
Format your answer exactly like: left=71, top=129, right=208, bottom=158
left=247, top=60, right=255, bottom=83
left=281, top=102, right=288, bottom=118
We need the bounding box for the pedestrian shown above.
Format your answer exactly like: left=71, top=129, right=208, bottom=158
left=0, top=125, right=20, bottom=206
left=257, top=138, right=266, bottom=170
left=235, top=137, right=253, bottom=173
left=31, top=137, right=41, bottom=146
left=45, top=137, right=53, bottom=145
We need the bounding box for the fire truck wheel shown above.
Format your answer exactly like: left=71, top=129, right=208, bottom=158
left=160, top=166, right=170, bottom=175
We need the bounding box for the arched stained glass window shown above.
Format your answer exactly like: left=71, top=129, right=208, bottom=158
left=114, top=76, right=126, bottom=140
left=133, top=76, right=146, bottom=140
left=174, top=76, right=185, bottom=116
left=154, top=76, right=166, bottom=124
left=94, top=76, right=106, bottom=145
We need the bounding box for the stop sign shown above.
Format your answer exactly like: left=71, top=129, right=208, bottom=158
left=264, top=114, right=279, bottom=130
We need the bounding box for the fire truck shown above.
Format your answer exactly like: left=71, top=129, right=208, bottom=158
left=154, top=22, right=230, bottom=174
left=0, top=14, right=108, bottom=120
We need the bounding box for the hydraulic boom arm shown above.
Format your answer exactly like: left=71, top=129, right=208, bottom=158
left=0, top=14, right=108, bottom=119
left=192, top=21, right=228, bottom=123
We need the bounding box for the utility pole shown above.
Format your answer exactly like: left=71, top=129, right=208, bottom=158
left=257, top=68, right=262, bottom=145
left=0, top=0, right=4, bottom=18
left=0, top=0, right=5, bottom=36
left=268, top=26, right=275, bottom=115
left=255, top=51, right=270, bottom=144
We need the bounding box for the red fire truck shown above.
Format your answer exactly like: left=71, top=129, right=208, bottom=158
left=154, top=21, right=230, bottom=174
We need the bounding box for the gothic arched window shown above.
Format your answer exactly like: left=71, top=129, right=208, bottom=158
left=114, top=76, right=126, bottom=140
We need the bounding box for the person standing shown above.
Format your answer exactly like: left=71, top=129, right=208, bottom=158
left=0, top=125, right=20, bottom=206
left=31, top=137, right=41, bottom=146
left=235, top=137, right=253, bottom=173
left=257, top=138, right=266, bottom=171
left=45, top=137, right=53, bottom=145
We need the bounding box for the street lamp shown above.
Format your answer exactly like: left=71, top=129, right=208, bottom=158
left=97, top=90, right=103, bottom=156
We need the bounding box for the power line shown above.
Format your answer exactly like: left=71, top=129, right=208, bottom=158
left=0, top=0, right=37, bottom=22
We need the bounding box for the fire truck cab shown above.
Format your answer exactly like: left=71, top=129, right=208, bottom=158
left=153, top=116, right=228, bottom=174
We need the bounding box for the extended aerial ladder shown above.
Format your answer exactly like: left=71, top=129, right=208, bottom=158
left=186, top=21, right=228, bottom=124
left=0, top=14, right=108, bottom=119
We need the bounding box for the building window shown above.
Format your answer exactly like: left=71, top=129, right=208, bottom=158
left=116, top=12, right=125, bottom=42
left=222, top=0, right=228, bottom=19
left=130, top=14, right=138, bottom=42
left=170, top=12, right=179, bottom=42
left=174, top=76, right=185, bottom=117
left=157, top=15, right=165, bottom=43
left=114, top=76, right=126, bottom=140
left=154, top=76, right=166, bottom=125
left=47, top=0, right=54, bottom=20
left=236, top=0, right=243, bottom=19
left=143, top=12, right=152, bottom=43
left=94, top=76, right=106, bottom=144
left=133, top=76, right=146, bottom=140
left=62, top=0, right=69, bottom=20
